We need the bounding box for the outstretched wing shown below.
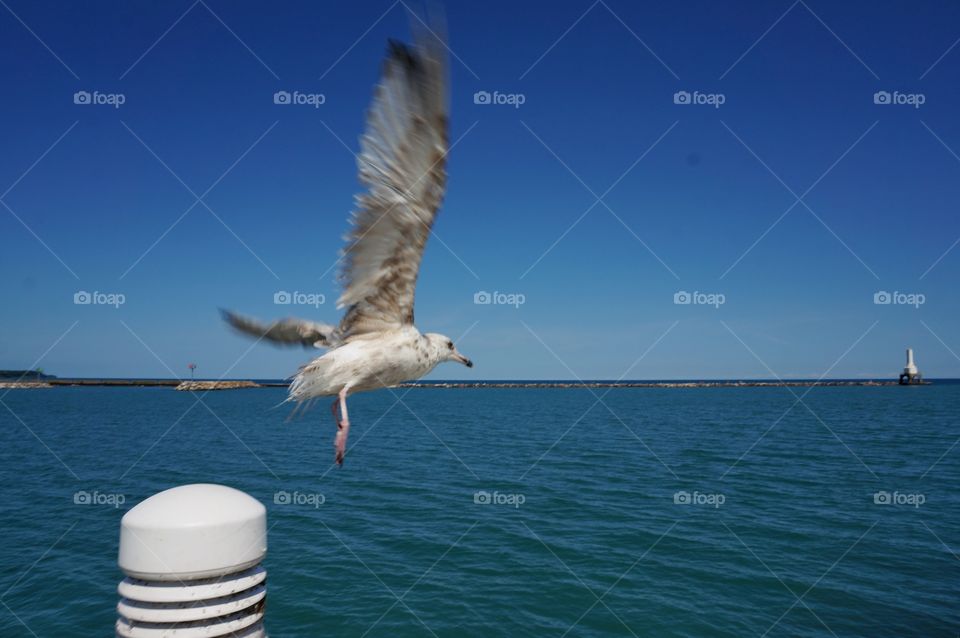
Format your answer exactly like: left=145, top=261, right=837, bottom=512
left=337, top=28, right=448, bottom=340
left=221, top=309, right=338, bottom=349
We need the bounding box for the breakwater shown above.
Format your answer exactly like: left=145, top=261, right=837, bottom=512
left=398, top=380, right=905, bottom=388
left=175, top=381, right=261, bottom=391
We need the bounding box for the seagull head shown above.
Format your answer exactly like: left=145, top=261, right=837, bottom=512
left=425, top=333, right=473, bottom=368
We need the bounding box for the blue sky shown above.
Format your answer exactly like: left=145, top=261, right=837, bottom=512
left=1, top=0, right=959, bottom=380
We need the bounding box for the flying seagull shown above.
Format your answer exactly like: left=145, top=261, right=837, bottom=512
left=222, top=27, right=472, bottom=465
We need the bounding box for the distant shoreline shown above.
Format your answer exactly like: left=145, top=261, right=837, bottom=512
left=0, top=378, right=936, bottom=390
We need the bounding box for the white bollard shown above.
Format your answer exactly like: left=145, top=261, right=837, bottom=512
left=116, top=484, right=268, bottom=637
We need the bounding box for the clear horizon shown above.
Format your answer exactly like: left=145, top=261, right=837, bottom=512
left=5, top=371, right=960, bottom=383
left=1, top=1, right=959, bottom=380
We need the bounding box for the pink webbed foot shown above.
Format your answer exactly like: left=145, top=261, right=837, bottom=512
left=334, top=422, right=349, bottom=466
left=331, top=390, right=350, bottom=466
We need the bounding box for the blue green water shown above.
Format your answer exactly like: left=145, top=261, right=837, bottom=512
left=1, top=385, right=958, bottom=637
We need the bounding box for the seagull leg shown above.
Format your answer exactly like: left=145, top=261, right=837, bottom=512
left=333, top=387, right=350, bottom=466
left=330, top=398, right=340, bottom=426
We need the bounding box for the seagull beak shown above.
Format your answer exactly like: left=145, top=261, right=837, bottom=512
left=453, top=351, right=473, bottom=368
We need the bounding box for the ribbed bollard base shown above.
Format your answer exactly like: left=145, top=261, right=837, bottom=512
left=116, top=565, right=266, bottom=637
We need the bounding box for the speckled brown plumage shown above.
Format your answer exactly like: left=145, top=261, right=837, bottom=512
left=336, top=30, right=448, bottom=341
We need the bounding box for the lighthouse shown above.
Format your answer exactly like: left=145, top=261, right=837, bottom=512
left=899, top=348, right=922, bottom=385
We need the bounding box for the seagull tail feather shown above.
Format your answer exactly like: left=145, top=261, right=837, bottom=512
left=287, top=357, right=335, bottom=403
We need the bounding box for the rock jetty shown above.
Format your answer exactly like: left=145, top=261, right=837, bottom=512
left=0, top=382, right=52, bottom=389
left=175, top=381, right=261, bottom=391
left=398, top=380, right=899, bottom=389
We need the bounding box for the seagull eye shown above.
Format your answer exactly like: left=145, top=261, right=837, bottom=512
left=447, top=341, right=454, bottom=349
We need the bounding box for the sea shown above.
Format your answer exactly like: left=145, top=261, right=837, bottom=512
left=0, top=382, right=958, bottom=637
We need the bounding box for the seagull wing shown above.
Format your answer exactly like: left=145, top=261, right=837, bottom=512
left=221, top=309, right=338, bottom=349
left=336, top=29, right=448, bottom=341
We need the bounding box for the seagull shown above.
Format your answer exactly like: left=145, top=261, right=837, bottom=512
left=222, top=26, right=472, bottom=466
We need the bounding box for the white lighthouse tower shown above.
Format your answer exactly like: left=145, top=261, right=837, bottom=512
left=899, top=348, right=922, bottom=385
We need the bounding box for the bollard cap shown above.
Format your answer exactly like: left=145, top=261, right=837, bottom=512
left=118, top=484, right=266, bottom=581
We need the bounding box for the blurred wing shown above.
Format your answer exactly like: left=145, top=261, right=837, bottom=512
left=221, top=309, right=337, bottom=349
left=337, top=29, right=448, bottom=340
